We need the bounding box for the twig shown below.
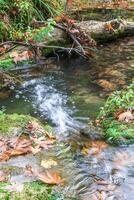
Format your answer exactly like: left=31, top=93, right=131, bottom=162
left=0, top=41, right=76, bottom=51
left=0, top=41, right=13, bottom=47
left=0, top=40, right=85, bottom=57
left=54, top=23, right=85, bottom=55
left=0, top=45, right=17, bottom=56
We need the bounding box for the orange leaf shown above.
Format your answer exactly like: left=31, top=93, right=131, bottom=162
left=0, top=171, right=8, bottom=182
left=118, top=110, right=134, bottom=122
left=37, top=171, right=64, bottom=185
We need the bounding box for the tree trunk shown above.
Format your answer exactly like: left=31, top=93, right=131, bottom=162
left=50, top=19, right=134, bottom=45
left=74, top=19, right=134, bottom=41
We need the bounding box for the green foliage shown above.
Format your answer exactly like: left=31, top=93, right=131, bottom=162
left=0, top=113, right=32, bottom=136
left=0, top=112, right=50, bottom=137
left=0, top=0, right=63, bottom=41
left=0, top=21, right=8, bottom=41
left=98, top=81, right=134, bottom=145
left=0, top=181, right=77, bottom=200
left=98, top=81, right=134, bottom=118
left=0, top=59, right=14, bottom=69
left=101, top=118, right=134, bottom=145
left=33, top=19, right=56, bottom=42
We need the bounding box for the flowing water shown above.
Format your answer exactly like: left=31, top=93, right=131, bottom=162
left=0, top=37, right=134, bottom=199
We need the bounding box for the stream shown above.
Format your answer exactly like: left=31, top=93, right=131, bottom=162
left=0, top=37, right=134, bottom=199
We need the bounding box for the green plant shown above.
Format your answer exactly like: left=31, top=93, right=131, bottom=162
left=98, top=81, right=134, bottom=118
left=0, top=0, right=63, bottom=41
left=98, top=81, right=134, bottom=145
left=0, top=59, right=14, bottom=69
left=33, top=19, right=56, bottom=42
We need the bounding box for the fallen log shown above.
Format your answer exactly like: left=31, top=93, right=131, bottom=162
left=0, top=19, right=134, bottom=59
left=33, top=18, right=134, bottom=44
left=74, top=19, right=134, bottom=42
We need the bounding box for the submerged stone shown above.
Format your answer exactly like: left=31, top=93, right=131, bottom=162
left=80, top=124, right=103, bottom=140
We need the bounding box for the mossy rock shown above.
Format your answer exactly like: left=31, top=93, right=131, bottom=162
left=98, top=81, right=134, bottom=145
left=0, top=113, right=53, bottom=137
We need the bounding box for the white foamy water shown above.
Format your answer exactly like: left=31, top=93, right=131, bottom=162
left=22, top=76, right=84, bottom=133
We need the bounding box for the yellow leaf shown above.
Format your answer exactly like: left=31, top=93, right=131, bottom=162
left=41, top=159, right=57, bottom=169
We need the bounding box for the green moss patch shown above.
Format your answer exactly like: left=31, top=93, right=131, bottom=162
left=98, top=81, right=134, bottom=145
left=0, top=181, right=77, bottom=200
left=0, top=59, right=14, bottom=70
left=0, top=112, right=51, bottom=137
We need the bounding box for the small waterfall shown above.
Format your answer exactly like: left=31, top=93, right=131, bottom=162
left=22, top=76, right=84, bottom=134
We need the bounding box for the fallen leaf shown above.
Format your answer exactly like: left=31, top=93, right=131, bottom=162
left=117, top=110, right=134, bottom=122
left=97, top=79, right=116, bottom=91
left=10, top=147, right=31, bottom=156
left=39, top=139, right=55, bottom=149
left=10, top=51, right=18, bottom=58
left=0, top=171, right=8, bottom=182
left=31, top=137, right=55, bottom=149
left=0, top=47, right=6, bottom=53
left=10, top=50, right=33, bottom=63
left=37, top=170, right=64, bottom=185
left=26, top=121, right=46, bottom=135
left=30, top=146, right=41, bottom=155
left=41, top=159, right=58, bottom=169
left=0, top=139, right=5, bottom=148
left=82, top=140, right=108, bottom=156
left=0, top=137, right=32, bottom=161
left=0, top=151, right=11, bottom=162
left=25, top=166, right=64, bottom=185
left=70, top=29, right=79, bottom=34
left=94, top=179, right=109, bottom=185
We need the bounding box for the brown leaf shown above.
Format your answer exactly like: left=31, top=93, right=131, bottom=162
left=25, top=166, right=64, bottom=185
left=118, top=110, right=134, bottom=122
left=31, top=137, right=55, bottom=149
left=0, top=151, right=11, bottom=162
left=26, top=121, right=44, bottom=134
left=0, top=171, right=8, bottom=182
left=30, top=146, right=41, bottom=155
left=82, top=140, right=108, bottom=156
left=10, top=50, right=33, bottom=63
left=0, top=137, right=32, bottom=161
left=37, top=170, right=64, bottom=185
left=97, top=80, right=116, bottom=91
left=10, top=147, right=31, bottom=156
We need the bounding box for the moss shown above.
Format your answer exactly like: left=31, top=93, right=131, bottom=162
left=11, top=182, right=49, bottom=200
left=43, top=124, right=54, bottom=133
left=0, top=113, right=31, bottom=136
left=98, top=81, right=134, bottom=145
left=0, top=181, right=78, bottom=200
left=0, top=112, right=50, bottom=137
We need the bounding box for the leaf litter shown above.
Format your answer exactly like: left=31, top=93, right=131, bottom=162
left=0, top=119, right=65, bottom=192
left=0, top=120, right=56, bottom=161
left=25, top=165, right=64, bottom=185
